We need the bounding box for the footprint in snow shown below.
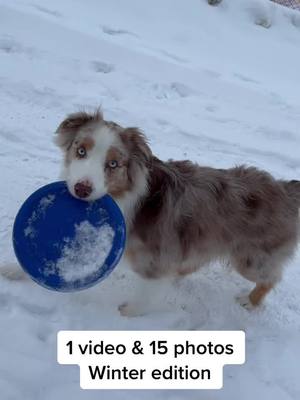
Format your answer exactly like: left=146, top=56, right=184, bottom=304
left=256, top=126, right=298, bottom=142
left=169, top=302, right=210, bottom=330
left=203, top=68, right=221, bottom=79
left=0, top=36, right=37, bottom=58
left=0, top=129, right=24, bottom=144
left=91, top=61, right=114, bottom=74
left=233, top=72, right=260, bottom=85
left=159, top=49, right=187, bottom=64
left=31, top=4, right=62, bottom=18
left=205, top=104, right=218, bottom=113
left=0, top=293, right=10, bottom=311
left=0, top=36, right=24, bottom=54
left=100, top=25, right=139, bottom=38
left=152, top=82, right=195, bottom=100
left=20, top=301, right=56, bottom=317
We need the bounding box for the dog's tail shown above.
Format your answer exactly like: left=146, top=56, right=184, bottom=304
left=284, top=180, right=300, bottom=207
left=0, top=263, right=27, bottom=281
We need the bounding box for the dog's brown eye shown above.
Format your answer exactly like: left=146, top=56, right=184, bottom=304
left=77, top=146, right=86, bottom=158
left=108, top=160, right=118, bottom=169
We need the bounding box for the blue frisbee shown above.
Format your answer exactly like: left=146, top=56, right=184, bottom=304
left=12, top=181, right=126, bottom=292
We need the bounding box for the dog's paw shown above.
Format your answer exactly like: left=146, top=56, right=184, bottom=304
left=118, top=302, right=145, bottom=317
left=236, top=294, right=255, bottom=311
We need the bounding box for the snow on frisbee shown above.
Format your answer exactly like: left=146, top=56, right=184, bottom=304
left=12, top=181, right=126, bottom=292
left=47, top=222, right=115, bottom=282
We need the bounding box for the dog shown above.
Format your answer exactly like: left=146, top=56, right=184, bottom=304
left=55, top=110, right=300, bottom=316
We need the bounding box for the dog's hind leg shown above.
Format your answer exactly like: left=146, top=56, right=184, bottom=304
left=237, top=283, right=274, bottom=310
left=249, top=283, right=274, bottom=306
left=231, top=250, right=285, bottom=309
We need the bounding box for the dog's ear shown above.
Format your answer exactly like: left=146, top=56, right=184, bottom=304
left=54, top=110, right=103, bottom=149
left=120, top=127, right=152, bottom=165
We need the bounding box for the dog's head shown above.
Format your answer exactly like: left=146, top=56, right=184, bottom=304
left=55, top=110, right=151, bottom=204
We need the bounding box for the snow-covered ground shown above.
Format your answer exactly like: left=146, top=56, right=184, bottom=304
left=1, top=0, right=300, bottom=399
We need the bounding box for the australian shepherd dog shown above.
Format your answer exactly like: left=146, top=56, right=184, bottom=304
left=55, top=110, right=300, bottom=316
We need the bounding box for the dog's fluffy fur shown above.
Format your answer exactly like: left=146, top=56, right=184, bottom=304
left=55, top=110, right=300, bottom=314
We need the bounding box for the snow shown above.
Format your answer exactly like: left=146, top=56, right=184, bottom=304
left=47, top=221, right=114, bottom=282
left=24, top=194, right=55, bottom=239
left=0, top=0, right=300, bottom=399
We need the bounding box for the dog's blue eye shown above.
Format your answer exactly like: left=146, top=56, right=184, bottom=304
left=108, top=160, right=118, bottom=169
left=77, top=147, right=86, bottom=158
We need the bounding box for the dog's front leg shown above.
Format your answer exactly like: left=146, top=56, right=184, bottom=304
left=118, top=275, right=170, bottom=317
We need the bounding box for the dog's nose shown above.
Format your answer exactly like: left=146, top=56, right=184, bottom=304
left=74, top=181, right=92, bottom=199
